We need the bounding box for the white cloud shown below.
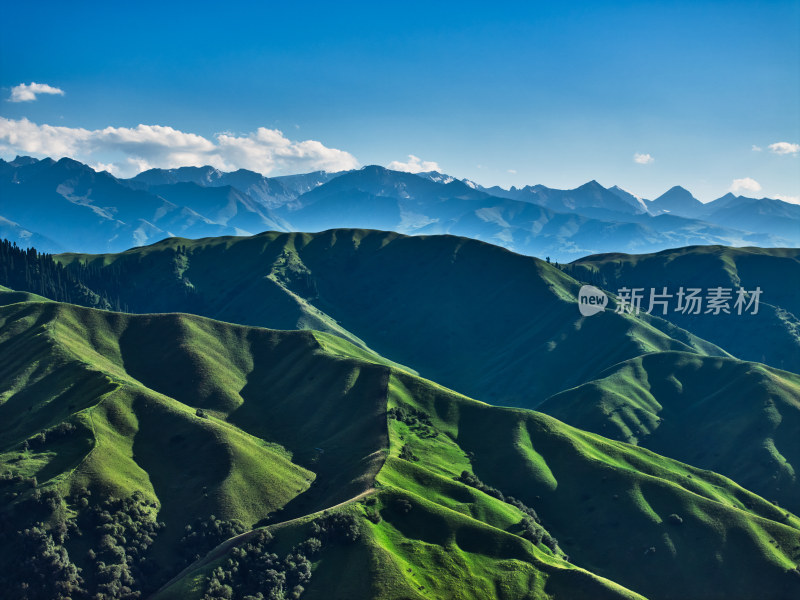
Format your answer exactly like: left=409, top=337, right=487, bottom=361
left=633, top=152, right=654, bottom=165
left=768, top=142, right=800, bottom=155
left=729, top=177, right=762, bottom=195
left=91, top=162, right=119, bottom=175
left=217, top=127, right=358, bottom=174
left=751, top=144, right=763, bottom=152
left=0, top=117, right=92, bottom=156
left=9, top=82, right=65, bottom=102
left=507, top=169, right=517, bottom=174
left=0, top=117, right=359, bottom=177
left=774, top=194, right=800, bottom=205
left=387, top=154, right=441, bottom=174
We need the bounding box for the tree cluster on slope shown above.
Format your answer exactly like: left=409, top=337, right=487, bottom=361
left=181, top=515, right=248, bottom=564
left=203, top=512, right=360, bottom=600
left=74, top=490, right=166, bottom=598
left=0, top=238, right=123, bottom=309
left=0, top=487, right=166, bottom=599
left=0, top=238, right=201, bottom=313
left=388, top=405, right=438, bottom=438
left=456, top=470, right=563, bottom=557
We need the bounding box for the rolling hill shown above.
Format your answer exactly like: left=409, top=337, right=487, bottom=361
left=2, top=290, right=799, bottom=599
left=567, top=245, right=800, bottom=374
left=0, top=291, right=388, bottom=597
left=539, top=351, right=800, bottom=513
left=48, top=229, right=729, bottom=408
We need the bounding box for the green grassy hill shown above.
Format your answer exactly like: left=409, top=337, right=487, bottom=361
left=538, top=351, right=800, bottom=514
left=567, top=245, right=800, bottom=374
left=158, top=364, right=800, bottom=600
left=51, top=229, right=727, bottom=407
left=0, top=291, right=388, bottom=597
left=3, top=290, right=798, bottom=599
left=375, top=371, right=800, bottom=600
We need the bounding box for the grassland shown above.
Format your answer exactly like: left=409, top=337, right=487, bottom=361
left=568, top=245, right=800, bottom=374
left=4, top=229, right=800, bottom=599
left=539, top=351, right=800, bottom=514
left=53, top=229, right=728, bottom=407
left=3, top=287, right=798, bottom=598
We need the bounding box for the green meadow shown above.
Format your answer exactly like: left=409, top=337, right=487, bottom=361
left=1, top=281, right=799, bottom=598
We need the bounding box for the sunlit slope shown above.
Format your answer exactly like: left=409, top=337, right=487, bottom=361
left=159, top=364, right=800, bottom=600
left=4, top=290, right=798, bottom=599
left=382, top=371, right=800, bottom=600
left=539, top=351, right=800, bottom=513
left=0, top=283, right=50, bottom=303
left=0, top=291, right=389, bottom=581
left=0, top=291, right=646, bottom=599
left=55, top=229, right=727, bottom=406
left=569, top=245, right=800, bottom=374
left=158, top=493, right=646, bottom=600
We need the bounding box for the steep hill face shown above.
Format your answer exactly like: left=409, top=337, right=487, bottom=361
left=0, top=215, right=64, bottom=253
left=0, top=293, right=638, bottom=600
left=489, top=180, right=647, bottom=219
left=0, top=292, right=389, bottom=597
left=51, top=230, right=727, bottom=407
left=374, top=370, right=800, bottom=600
left=568, top=245, right=800, bottom=374
left=147, top=182, right=290, bottom=233
left=129, top=165, right=300, bottom=209
left=701, top=196, right=800, bottom=244
left=2, top=292, right=798, bottom=600
left=539, top=351, right=800, bottom=513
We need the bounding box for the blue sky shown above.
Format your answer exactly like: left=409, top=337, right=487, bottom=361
left=1, top=0, right=798, bottom=202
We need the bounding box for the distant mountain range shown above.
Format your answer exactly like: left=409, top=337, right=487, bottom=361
left=2, top=156, right=798, bottom=259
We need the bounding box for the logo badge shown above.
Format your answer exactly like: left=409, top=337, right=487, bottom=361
left=578, top=285, right=608, bottom=317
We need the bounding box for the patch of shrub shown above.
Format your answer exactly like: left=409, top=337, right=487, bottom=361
left=75, top=491, right=166, bottom=597
left=399, top=444, right=419, bottom=462
left=456, top=470, right=562, bottom=555
left=388, top=405, right=438, bottom=438
left=395, top=498, right=413, bottom=514
left=0, top=488, right=165, bottom=599
left=181, top=515, right=248, bottom=564
left=667, top=513, right=683, bottom=525
left=311, top=512, right=360, bottom=545
left=203, top=511, right=361, bottom=599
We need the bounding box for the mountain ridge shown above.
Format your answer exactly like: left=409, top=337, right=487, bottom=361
left=43, top=228, right=731, bottom=407
left=3, top=156, right=797, bottom=259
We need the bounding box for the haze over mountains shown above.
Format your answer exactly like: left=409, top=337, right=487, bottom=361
left=2, top=156, right=798, bottom=260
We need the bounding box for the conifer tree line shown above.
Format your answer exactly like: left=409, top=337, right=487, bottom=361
left=0, top=239, right=201, bottom=313
left=0, top=239, right=126, bottom=310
